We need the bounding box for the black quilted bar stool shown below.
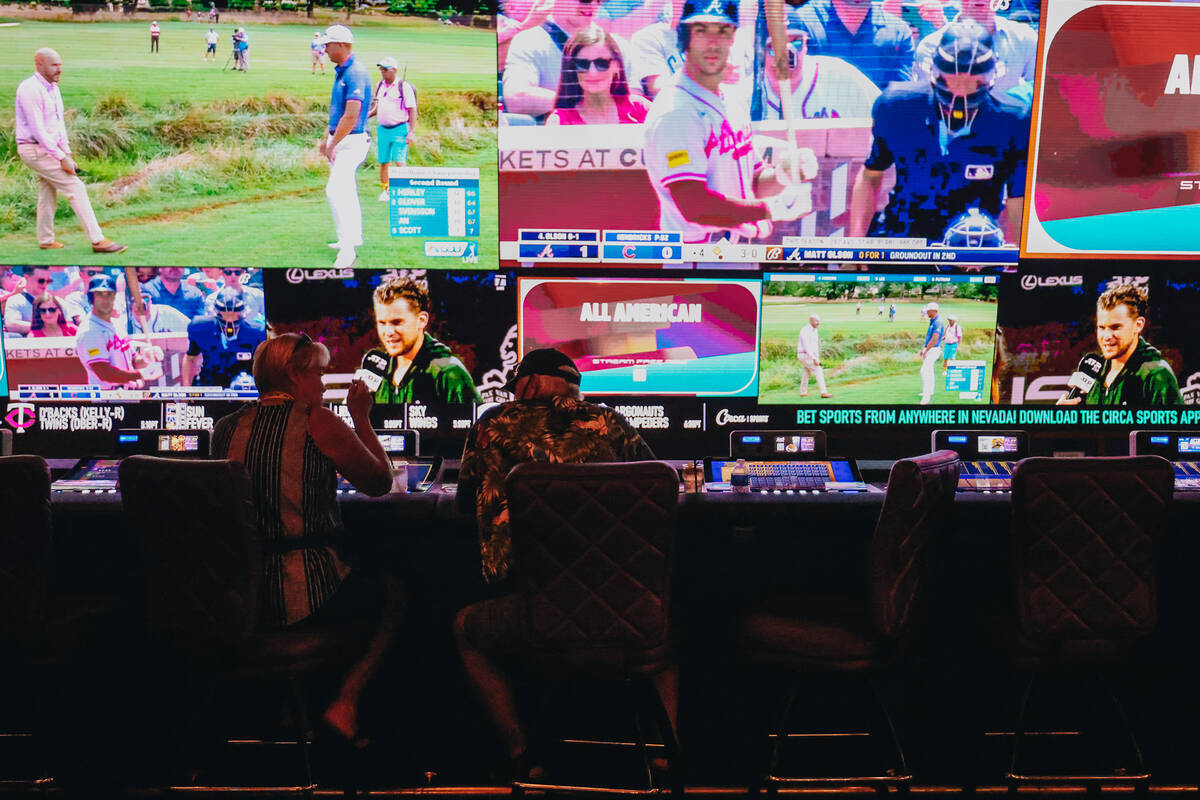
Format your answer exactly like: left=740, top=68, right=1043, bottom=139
left=735, top=450, right=960, bottom=793
left=119, top=456, right=367, bottom=795
left=483, top=461, right=682, bottom=796
left=0, top=455, right=120, bottom=790
left=1004, top=456, right=1174, bottom=796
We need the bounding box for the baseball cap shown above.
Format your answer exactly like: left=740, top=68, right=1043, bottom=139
left=317, top=24, right=354, bottom=45
left=680, top=0, right=739, bottom=26
left=88, top=274, right=118, bottom=295
left=377, top=56, right=399, bottom=70
left=504, top=348, right=582, bottom=391
left=925, top=302, right=940, bottom=311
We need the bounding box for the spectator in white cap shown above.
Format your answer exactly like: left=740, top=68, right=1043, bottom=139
left=918, top=301, right=944, bottom=405
left=942, top=312, right=963, bottom=375
left=317, top=24, right=372, bottom=269
left=311, top=31, right=326, bottom=75
left=368, top=55, right=418, bottom=202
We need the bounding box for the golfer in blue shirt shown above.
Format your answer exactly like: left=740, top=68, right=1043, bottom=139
left=319, top=24, right=372, bottom=269
left=919, top=301, right=945, bottom=404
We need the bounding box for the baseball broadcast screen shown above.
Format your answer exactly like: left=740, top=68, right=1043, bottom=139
left=758, top=272, right=998, bottom=404
left=2, top=266, right=268, bottom=401
left=2, top=12, right=495, bottom=268
left=262, top=267, right=517, bottom=405
left=498, top=0, right=1038, bottom=268
left=518, top=276, right=762, bottom=395
left=1023, top=0, right=1200, bottom=257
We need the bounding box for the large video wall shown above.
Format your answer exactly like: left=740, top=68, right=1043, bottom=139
left=3, top=0, right=1199, bottom=457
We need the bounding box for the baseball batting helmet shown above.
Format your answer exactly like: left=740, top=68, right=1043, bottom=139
left=213, top=287, right=246, bottom=337
left=929, top=20, right=997, bottom=132
left=86, top=274, right=118, bottom=305
left=942, top=208, right=1005, bottom=248
left=677, top=0, right=739, bottom=54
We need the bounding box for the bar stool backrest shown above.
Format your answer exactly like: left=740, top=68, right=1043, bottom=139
left=505, top=461, right=679, bottom=673
left=0, top=455, right=52, bottom=640
left=870, top=450, right=960, bottom=640
left=119, top=455, right=262, bottom=653
left=1009, top=456, right=1174, bottom=645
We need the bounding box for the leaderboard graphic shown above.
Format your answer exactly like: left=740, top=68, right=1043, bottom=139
left=498, top=0, right=1038, bottom=268
left=518, top=277, right=762, bottom=395
left=1023, top=0, right=1200, bottom=256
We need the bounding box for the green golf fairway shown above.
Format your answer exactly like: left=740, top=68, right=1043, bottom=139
left=0, top=17, right=496, bottom=267
left=758, top=297, right=998, bottom=405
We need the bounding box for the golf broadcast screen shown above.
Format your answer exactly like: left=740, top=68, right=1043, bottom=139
left=518, top=276, right=762, bottom=395
left=497, top=0, right=1039, bottom=268
left=759, top=272, right=998, bottom=405
left=1022, top=0, right=1200, bottom=257
left=2, top=11, right=495, bottom=268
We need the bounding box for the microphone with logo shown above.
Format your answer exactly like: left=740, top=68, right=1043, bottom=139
left=1063, top=353, right=1105, bottom=402
left=355, top=350, right=390, bottom=394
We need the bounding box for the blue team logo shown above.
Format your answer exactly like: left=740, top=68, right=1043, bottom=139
left=942, top=208, right=1004, bottom=247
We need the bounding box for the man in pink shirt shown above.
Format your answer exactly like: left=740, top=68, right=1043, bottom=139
left=14, top=48, right=126, bottom=254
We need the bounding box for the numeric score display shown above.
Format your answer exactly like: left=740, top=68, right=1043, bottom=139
left=517, top=230, right=602, bottom=262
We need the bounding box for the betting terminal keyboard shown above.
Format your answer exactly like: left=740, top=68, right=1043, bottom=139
left=747, top=461, right=833, bottom=491
left=957, top=460, right=1015, bottom=491
left=51, top=458, right=121, bottom=492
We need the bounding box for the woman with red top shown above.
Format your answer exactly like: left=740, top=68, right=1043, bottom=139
left=546, top=28, right=649, bottom=126
left=29, top=293, right=76, bottom=338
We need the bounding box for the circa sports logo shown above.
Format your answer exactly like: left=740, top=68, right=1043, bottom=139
left=1020, top=274, right=1083, bottom=290
left=714, top=408, right=770, bottom=426
left=285, top=267, right=356, bottom=284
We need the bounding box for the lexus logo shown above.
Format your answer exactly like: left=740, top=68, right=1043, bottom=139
left=286, top=267, right=355, bottom=284
left=1020, top=274, right=1083, bottom=290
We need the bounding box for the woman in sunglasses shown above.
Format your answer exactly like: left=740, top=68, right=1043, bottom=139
left=28, top=293, right=77, bottom=338
left=546, top=28, right=649, bottom=125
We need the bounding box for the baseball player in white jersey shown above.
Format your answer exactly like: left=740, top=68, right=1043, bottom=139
left=643, top=0, right=816, bottom=245
left=761, top=30, right=880, bottom=119
left=629, top=8, right=769, bottom=101
left=74, top=274, right=161, bottom=389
